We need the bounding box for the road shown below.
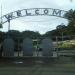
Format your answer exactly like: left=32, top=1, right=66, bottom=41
left=0, top=64, right=75, bottom=75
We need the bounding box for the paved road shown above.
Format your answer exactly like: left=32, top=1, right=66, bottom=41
left=0, top=64, right=75, bottom=75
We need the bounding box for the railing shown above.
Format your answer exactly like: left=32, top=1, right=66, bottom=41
left=57, top=50, right=75, bottom=56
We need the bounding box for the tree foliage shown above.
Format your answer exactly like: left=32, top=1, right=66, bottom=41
left=22, top=30, right=41, bottom=39
left=64, top=9, right=75, bottom=35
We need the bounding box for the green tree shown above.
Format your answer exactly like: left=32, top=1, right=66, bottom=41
left=64, top=9, right=75, bottom=35
left=6, top=30, right=21, bottom=38
left=56, top=24, right=68, bottom=35
left=64, top=9, right=74, bottom=21
left=22, top=30, right=41, bottom=39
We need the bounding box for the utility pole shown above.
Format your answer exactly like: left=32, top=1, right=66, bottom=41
left=56, top=36, right=58, bottom=56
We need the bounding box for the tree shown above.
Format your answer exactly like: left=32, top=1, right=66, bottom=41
left=64, top=9, right=75, bottom=35
left=56, top=24, right=66, bottom=30
left=22, top=30, right=41, bottom=39
left=6, top=30, right=21, bottom=38
left=64, top=9, right=74, bottom=21
left=67, top=20, right=75, bottom=34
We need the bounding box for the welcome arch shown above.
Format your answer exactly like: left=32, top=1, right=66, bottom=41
left=0, top=8, right=69, bottom=57
left=1, top=8, right=67, bottom=24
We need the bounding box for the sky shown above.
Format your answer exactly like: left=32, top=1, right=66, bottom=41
left=0, top=0, right=75, bottom=34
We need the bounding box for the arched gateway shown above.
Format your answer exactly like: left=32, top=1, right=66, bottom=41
left=0, top=8, right=67, bottom=57
left=0, top=8, right=67, bottom=24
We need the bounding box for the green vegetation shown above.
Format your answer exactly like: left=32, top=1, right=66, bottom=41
left=58, top=40, right=75, bottom=49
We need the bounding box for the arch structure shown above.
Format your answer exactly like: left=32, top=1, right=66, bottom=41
left=0, top=8, right=67, bottom=24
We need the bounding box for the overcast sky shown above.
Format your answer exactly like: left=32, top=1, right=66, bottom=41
left=0, top=0, right=75, bottom=34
